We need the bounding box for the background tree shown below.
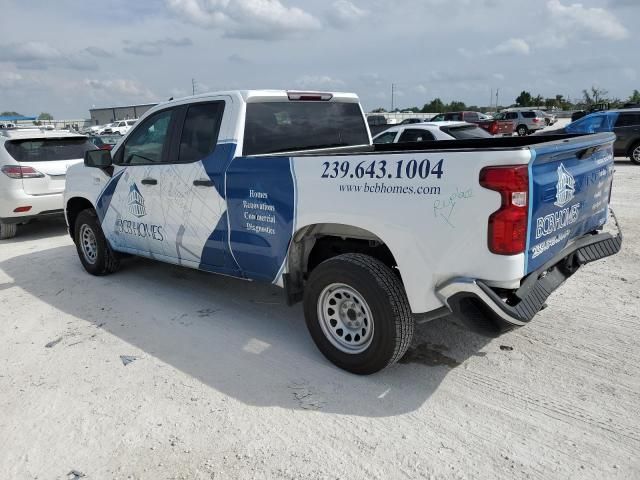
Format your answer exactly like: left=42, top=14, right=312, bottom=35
left=532, top=94, right=544, bottom=107
left=448, top=100, right=467, bottom=111
left=629, top=90, right=640, bottom=103
left=515, top=91, right=532, bottom=107
left=421, top=98, right=445, bottom=113
left=0, top=111, right=23, bottom=117
left=38, top=112, right=53, bottom=121
left=371, top=107, right=387, bottom=113
left=582, top=86, right=609, bottom=105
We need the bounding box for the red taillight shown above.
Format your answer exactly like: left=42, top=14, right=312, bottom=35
left=1, top=165, right=45, bottom=179
left=489, top=122, right=499, bottom=135
left=533, top=118, right=540, bottom=123
left=99, top=144, right=113, bottom=150
left=13, top=206, right=32, bottom=213
left=479, top=165, right=529, bottom=255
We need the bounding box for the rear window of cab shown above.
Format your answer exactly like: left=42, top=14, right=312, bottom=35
left=243, top=102, right=369, bottom=156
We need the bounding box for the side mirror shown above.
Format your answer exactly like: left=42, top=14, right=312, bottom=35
left=85, top=149, right=112, bottom=168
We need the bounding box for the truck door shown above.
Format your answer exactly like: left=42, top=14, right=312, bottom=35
left=152, top=98, right=242, bottom=276
left=98, top=108, right=177, bottom=257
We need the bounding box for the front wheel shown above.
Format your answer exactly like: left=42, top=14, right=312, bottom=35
left=74, top=209, right=120, bottom=275
left=303, top=253, right=414, bottom=375
left=630, top=143, right=640, bottom=164
left=0, top=223, right=17, bottom=240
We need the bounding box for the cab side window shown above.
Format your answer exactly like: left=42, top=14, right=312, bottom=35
left=465, top=112, right=479, bottom=122
left=178, top=102, right=225, bottom=163
left=122, top=109, right=174, bottom=165
left=615, top=113, right=640, bottom=127
left=398, top=129, right=435, bottom=142
left=373, top=131, right=397, bottom=144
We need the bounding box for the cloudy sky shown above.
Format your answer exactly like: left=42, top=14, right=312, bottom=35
left=0, top=0, right=638, bottom=118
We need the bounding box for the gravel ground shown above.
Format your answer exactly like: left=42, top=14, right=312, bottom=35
left=1, top=159, right=638, bottom=480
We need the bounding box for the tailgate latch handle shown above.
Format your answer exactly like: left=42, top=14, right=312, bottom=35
left=577, top=146, right=599, bottom=159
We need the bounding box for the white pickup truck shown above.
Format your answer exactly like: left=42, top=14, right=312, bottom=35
left=64, top=90, right=622, bottom=374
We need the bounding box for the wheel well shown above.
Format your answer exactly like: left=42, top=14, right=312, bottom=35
left=284, top=224, right=399, bottom=304
left=628, top=140, right=640, bottom=155
left=66, top=197, right=95, bottom=240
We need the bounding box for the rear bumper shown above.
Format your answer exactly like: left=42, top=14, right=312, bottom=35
left=436, top=212, right=622, bottom=333
left=1, top=209, right=64, bottom=224
left=0, top=188, right=64, bottom=223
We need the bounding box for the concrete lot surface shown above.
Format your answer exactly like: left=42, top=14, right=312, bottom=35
left=1, top=161, right=639, bottom=480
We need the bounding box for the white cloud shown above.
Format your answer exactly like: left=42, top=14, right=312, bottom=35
left=493, top=73, right=505, bottom=81
left=326, top=0, right=368, bottom=28
left=295, top=75, right=345, bottom=89
left=0, top=71, right=23, bottom=88
left=415, top=84, right=428, bottom=94
left=0, top=41, right=98, bottom=70
left=84, top=78, right=155, bottom=101
left=487, top=38, right=530, bottom=55
left=123, top=37, right=192, bottom=56
left=167, top=0, right=321, bottom=40
left=85, top=46, right=114, bottom=58
left=547, top=0, right=628, bottom=40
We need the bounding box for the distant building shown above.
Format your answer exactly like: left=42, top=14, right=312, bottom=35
left=89, top=103, right=157, bottom=125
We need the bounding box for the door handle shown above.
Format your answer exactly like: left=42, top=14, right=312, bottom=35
left=141, top=178, right=157, bottom=185
left=193, top=179, right=214, bottom=187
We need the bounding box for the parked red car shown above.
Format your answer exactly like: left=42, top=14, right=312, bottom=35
left=430, top=111, right=514, bottom=136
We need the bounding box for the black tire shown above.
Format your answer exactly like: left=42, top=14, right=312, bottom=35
left=517, top=125, right=528, bottom=136
left=0, top=223, right=17, bottom=240
left=303, top=253, right=414, bottom=375
left=73, top=209, right=120, bottom=275
left=629, top=142, right=640, bottom=165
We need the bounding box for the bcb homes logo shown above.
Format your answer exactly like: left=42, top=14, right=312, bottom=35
left=554, top=163, right=575, bottom=208
left=115, top=182, right=164, bottom=242
left=128, top=183, right=146, bottom=218
left=535, top=163, right=580, bottom=240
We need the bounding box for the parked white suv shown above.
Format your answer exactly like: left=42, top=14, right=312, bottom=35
left=0, top=129, right=95, bottom=239
left=102, top=119, right=137, bottom=135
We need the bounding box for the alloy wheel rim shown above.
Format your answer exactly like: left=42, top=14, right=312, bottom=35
left=633, top=146, right=640, bottom=162
left=80, top=224, right=98, bottom=265
left=317, top=283, right=374, bottom=354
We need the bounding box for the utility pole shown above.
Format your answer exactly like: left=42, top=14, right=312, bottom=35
left=490, top=88, right=493, bottom=111
left=496, top=88, right=500, bottom=110
left=192, top=78, right=196, bottom=96
left=391, top=83, right=395, bottom=112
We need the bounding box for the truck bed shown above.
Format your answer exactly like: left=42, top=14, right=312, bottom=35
left=288, top=133, right=598, bottom=157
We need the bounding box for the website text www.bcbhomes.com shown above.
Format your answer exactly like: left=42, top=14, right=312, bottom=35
left=339, top=182, right=441, bottom=195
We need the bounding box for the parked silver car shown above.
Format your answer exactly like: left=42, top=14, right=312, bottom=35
left=494, top=111, right=546, bottom=136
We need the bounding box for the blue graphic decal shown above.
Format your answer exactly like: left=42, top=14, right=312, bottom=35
left=96, top=170, right=125, bottom=221
left=225, top=155, right=296, bottom=282
left=526, top=135, right=615, bottom=273
left=197, top=142, right=242, bottom=275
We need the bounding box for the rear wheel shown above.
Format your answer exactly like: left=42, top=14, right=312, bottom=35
left=630, top=142, right=640, bottom=164
left=74, top=209, right=120, bottom=275
left=517, top=125, right=528, bottom=136
left=0, top=223, right=17, bottom=240
left=303, top=253, right=414, bottom=375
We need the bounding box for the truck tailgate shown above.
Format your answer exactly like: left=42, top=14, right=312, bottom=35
left=526, top=133, right=616, bottom=273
